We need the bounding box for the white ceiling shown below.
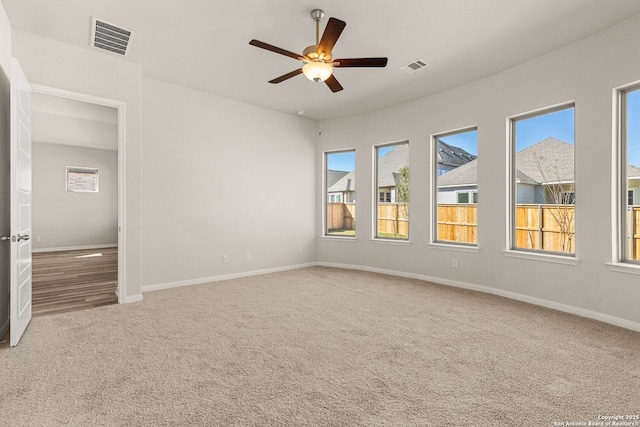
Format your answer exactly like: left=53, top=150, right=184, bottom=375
left=4, top=0, right=640, bottom=121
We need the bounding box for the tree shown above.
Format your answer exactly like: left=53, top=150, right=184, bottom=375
left=533, top=155, right=574, bottom=253
left=396, top=166, right=410, bottom=237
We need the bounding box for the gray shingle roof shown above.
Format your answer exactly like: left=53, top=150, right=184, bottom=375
left=516, top=137, right=574, bottom=183
left=629, top=164, right=640, bottom=178
left=327, top=170, right=349, bottom=188
left=439, top=137, right=574, bottom=187
left=438, top=160, right=478, bottom=187
left=378, top=144, right=409, bottom=187
left=437, top=139, right=477, bottom=167
left=328, top=171, right=355, bottom=192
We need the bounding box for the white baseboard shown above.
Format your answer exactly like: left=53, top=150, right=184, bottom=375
left=318, top=262, right=640, bottom=333
left=142, top=263, right=318, bottom=293
left=122, top=294, right=143, bottom=304
left=33, top=244, right=118, bottom=253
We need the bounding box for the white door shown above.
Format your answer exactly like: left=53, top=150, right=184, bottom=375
left=9, top=58, right=32, bottom=347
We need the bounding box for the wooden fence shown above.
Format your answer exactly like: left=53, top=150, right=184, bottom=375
left=438, top=204, right=576, bottom=253
left=327, top=203, right=356, bottom=231
left=377, top=203, right=408, bottom=237
left=437, top=204, right=478, bottom=244
left=328, top=203, right=640, bottom=259
left=326, top=203, right=408, bottom=237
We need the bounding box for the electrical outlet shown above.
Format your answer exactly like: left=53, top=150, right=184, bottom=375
left=36, top=236, right=41, bottom=242
left=245, top=252, right=251, bottom=261
left=298, top=247, right=303, bottom=254
left=223, top=255, right=229, bottom=263
left=452, top=259, right=458, bottom=268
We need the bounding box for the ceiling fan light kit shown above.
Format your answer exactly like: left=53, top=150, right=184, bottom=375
left=302, top=61, right=333, bottom=82
left=249, top=9, right=388, bottom=93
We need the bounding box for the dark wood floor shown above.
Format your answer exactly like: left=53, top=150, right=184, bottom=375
left=32, top=247, right=118, bottom=317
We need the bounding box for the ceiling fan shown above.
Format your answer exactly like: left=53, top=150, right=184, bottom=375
left=249, top=9, right=388, bottom=93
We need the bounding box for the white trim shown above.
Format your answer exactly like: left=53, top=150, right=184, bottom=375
left=321, top=236, right=358, bottom=242
left=606, top=262, right=640, bottom=275
left=369, top=238, right=411, bottom=246
left=142, top=263, right=317, bottom=293
left=33, top=244, right=117, bottom=253
left=428, top=242, right=479, bottom=253
left=317, top=262, right=640, bottom=332
left=503, top=249, right=579, bottom=265
left=122, top=294, right=143, bottom=304
left=30, top=84, right=127, bottom=305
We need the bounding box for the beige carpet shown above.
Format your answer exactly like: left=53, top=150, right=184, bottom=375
left=1, top=267, right=639, bottom=426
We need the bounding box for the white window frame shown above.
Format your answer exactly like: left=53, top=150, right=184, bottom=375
left=508, top=103, right=576, bottom=257
left=373, top=141, right=409, bottom=241
left=324, top=149, right=356, bottom=238
left=432, top=127, right=478, bottom=246
left=616, top=84, right=640, bottom=265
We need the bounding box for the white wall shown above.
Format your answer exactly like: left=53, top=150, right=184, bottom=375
left=141, top=78, right=318, bottom=287
left=32, top=142, right=117, bottom=250
left=317, top=13, right=640, bottom=327
left=0, top=1, right=12, bottom=334
left=12, top=29, right=142, bottom=300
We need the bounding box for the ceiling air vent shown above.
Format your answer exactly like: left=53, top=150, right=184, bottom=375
left=90, top=17, right=134, bottom=56
left=401, top=59, right=429, bottom=73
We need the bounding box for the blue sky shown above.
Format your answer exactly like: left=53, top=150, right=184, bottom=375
left=628, top=89, right=640, bottom=167
left=514, top=107, right=574, bottom=151
left=327, top=150, right=355, bottom=172
left=327, top=100, right=639, bottom=171
left=439, top=130, right=478, bottom=156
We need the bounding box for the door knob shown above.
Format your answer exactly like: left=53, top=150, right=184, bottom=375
left=0, top=236, right=10, bottom=242
left=17, top=234, right=30, bottom=241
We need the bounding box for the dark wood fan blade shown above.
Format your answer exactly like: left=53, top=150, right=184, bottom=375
left=249, top=39, right=302, bottom=60
left=334, top=58, right=388, bottom=68
left=325, top=74, right=343, bottom=93
left=269, top=69, right=303, bottom=84
left=317, top=18, right=346, bottom=57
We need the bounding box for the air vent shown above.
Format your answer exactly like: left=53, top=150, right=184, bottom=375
left=401, top=59, right=429, bottom=73
left=90, top=17, right=134, bottom=56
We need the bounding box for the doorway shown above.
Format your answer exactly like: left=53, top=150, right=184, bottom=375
left=29, top=85, right=125, bottom=315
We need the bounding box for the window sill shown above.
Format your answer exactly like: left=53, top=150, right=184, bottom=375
left=321, top=235, right=358, bottom=242
left=606, top=262, right=640, bottom=275
left=503, top=250, right=579, bottom=265
left=369, top=238, right=411, bottom=246
left=428, top=242, right=479, bottom=253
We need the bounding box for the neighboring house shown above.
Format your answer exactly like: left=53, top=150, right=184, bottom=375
left=377, top=144, right=409, bottom=203
left=326, top=170, right=349, bottom=202
left=328, top=171, right=356, bottom=203
left=628, top=165, right=640, bottom=205
left=437, top=139, right=477, bottom=175
left=438, top=137, right=572, bottom=204
left=375, top=141, right=476, bottom=203
left=438, top=137, right=640, bottom=204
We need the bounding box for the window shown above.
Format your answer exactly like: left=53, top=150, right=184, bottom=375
left=620, top=86, right=640, bottom=262
left=510, top=105, right=575, bottom=254
left=325, top=150, right=356, bottom=237
left=375, top=142, right=409, bottom=240
left=433, top=129, right=478, bottom=245
left=66, top=166, right=99, bottom=193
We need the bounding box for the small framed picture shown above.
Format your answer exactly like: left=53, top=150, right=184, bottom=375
left=66, top=166, right=99, bottom=193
